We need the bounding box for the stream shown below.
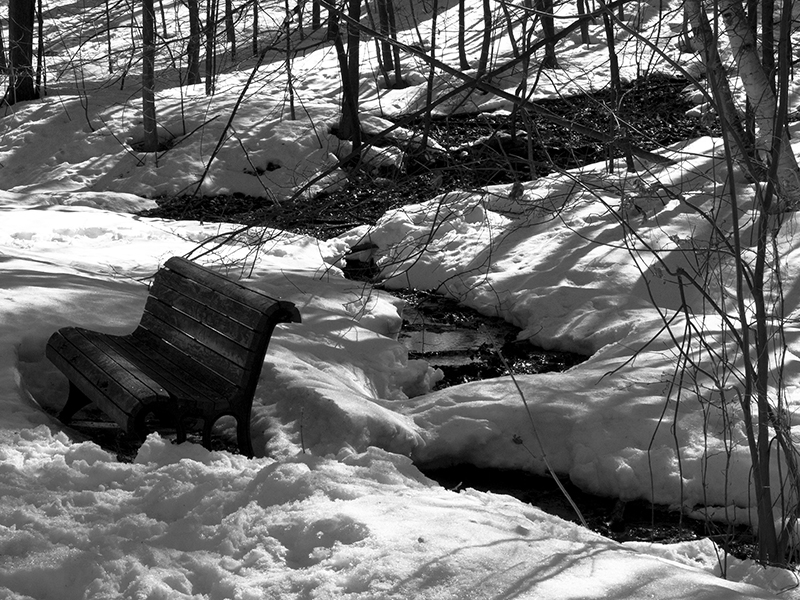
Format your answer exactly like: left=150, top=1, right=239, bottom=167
left=389, top=288, right=756, bottom=560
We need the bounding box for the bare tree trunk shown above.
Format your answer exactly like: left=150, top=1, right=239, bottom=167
left=225, top=0, right=236, bottom=58
left=326, top=7, right=337, bottom=40
left=312, top=0, right=321, bottom=29
left=365, top=1, right=389, bottom=86
left=252, top=0, right=259, bottom=55
left=6, top=0, right=37, bottom=104
left=35, top=0, right=44, bottom=95
left=761, top=0, right=774, bottom=83
left=684, top=0, right=748, bottom=155
left=105, top=0, right=113, bottom=72
left=142, top=0, right=159, bottom=151
left=476, top=0, right=492, bottom=78
left=187, top=0, right=201, bottom=84
left=537, top=0, right=558, bottom=68
left=0, top=18, right=6, bottom=72
left=205, top=0, right=218, bottom=95
left=719, top=0, right=800, bottom=210
left=284, top=0, right=296, bottom=118
left=157, top=0, right=167, bottom=36
left=576, top=0, right=591, bottom=44
left=376, top=0, right=393, bottom=71
left=599, top=0, right=631, bottom=170
left=457, top=0, right=469, bottom=70
left=386, top=0, right=402, bottom=85
left=296, top=0, right=305, bottom=39
left=421, top=0, right=438, bottom=148
left=334, top=0, right=362, bottom=150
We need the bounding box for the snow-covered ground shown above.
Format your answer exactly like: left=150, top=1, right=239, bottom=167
left=2, top=0, right=800, bottom=597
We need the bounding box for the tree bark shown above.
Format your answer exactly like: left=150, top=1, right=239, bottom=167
left=599, top=0, right=631, bottom=170
left=386, top=0, right=402, bottom=85
left=537, top=0, right=559, bottom=68
left=205, top=0, right=218, bottom=95
left=142, top=0, right=159, bottom=151
left=0, top=17, right=6, bottom=72
left=376, top=0, right=393, bottom=71
left=761, top=0, right=774, bottom=83
left=6, top=0, right=37, bottom=104
left=576, top=0, right=591, bottom=44
left=35, top=0, right=43, bottom=94
left=311, top=0, right=321, bottom=29
left=225, top=0, right=235, bottom=58
left=684, top=0, right=748, bottom=156
left=334, top=0, right=362, bottom=149
left=252, top=0, right=259, bottom=55
left=187, top=0, right=201, bottom=85
left=476, top=0, right=492, bottom=78
left=457, top=0, right=469, bottom=70
left=718, top=0, right=800, bottom=210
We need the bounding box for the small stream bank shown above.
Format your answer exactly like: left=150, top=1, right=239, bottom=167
left=420, top=464, right=755, bottom=559
left=387, top=287, right=587, bottom=389
left=387, top=289, right=757, bottom=560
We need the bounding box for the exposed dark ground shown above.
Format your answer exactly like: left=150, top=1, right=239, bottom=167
left=141, top=75, right=717, bottom=238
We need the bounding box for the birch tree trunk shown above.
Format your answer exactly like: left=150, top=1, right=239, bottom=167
left=684, top=0, right=747, bottom=154
left=0, top=19, right=6, bottom=72
left=718, top=0, right=800, bottom=211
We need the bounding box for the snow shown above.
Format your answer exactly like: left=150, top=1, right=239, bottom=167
left=1, top=0, right=800, bottom=597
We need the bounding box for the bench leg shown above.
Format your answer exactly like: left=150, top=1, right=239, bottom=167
left=201, top=414, right=254, bottom=458
left=236, top=415, right=254, bottom=459
left=58, top=382, right=92, bottom=424
left=175, top=417, right=187, bottom=445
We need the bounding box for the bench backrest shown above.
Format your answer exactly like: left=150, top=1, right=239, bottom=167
left=133, top=257, right=301, bottom=404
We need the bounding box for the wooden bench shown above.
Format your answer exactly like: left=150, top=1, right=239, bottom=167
left=46, top=256, right=301, bottom=457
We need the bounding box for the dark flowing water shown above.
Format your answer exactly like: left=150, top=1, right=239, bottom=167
left=389, top=290, right=757, bottom=559
left=389, top=288, right=586, bottom=389
left=421, top=464, right=755, bottom=557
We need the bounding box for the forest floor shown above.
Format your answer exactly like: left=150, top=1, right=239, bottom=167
left=141, top=74, right=719, bottom=238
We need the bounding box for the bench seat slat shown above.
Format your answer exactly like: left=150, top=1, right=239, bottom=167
left=130, top=326, right=242, bottom=397
left=46, top=329, right=169, bottom=426
left=99, top=333, right=227, bottom=406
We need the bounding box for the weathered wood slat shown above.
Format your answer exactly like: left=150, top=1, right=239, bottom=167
left=164, top=257, right=290, bottom=316
left=130, top=326, right=241, bottom=397
left=47, top=346, right=131, bottom=429
left=155, top=268, right=266, bottom=327
left=48, top=329, right=168, bottom=408
left=46, top=331, right=167, bottom=430
left=150, top=277, right=261, bottom=346
left=139, top=303, right=251, bottom=381
left=102, top=333, right=227, bottom=405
